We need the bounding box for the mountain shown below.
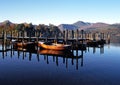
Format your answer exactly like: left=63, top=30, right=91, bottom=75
left=58, top=21, right=110, bottom=30
left=79, top=22, right=110, bottom=30
left=109, top=24, right=120, bottom=29
left=58, top=21, right=120, bottom=43
left=58, top=21, right=91, bottom=31
left=0, top=20, right=16, bottom=30
left=0, top=20, right=13, bottom=25
left=58, top=24, right=78, bottom=31
left=73, top=21, right=91, bottom=27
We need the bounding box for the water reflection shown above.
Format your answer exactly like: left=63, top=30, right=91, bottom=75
left=87, top=44, right=104, bottom=54
left=0, top=42, right=107, bottom=70
left=0, top=48, right=84, bottom=70
left=1, top=43, right=120, bottom=85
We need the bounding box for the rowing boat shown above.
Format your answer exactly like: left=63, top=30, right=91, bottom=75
left=38, top=41, right=70, bottom=50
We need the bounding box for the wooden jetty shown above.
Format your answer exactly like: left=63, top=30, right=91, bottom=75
left=0, top=29, right=110, bottom=51
left=0, top=29, right=109, bottom=70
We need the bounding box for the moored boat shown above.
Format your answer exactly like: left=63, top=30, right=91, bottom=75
left=13, top=41, right=35, bottom=49
left=38, top=41, right=70, bottom=50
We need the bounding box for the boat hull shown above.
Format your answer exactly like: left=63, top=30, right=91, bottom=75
left=38, top=42, right=70, bottom=50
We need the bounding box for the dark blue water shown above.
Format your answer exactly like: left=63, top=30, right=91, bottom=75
left=0, top=44, right=120, bottom=85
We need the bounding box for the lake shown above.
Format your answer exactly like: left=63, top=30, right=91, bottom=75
left=0, top=43, right=120, bottom=85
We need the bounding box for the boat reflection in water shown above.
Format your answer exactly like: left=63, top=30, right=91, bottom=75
left=0, top=42, right=106, bottom=70
left=39, top=49, right=73, bottom=57
left=38, top=49, right=84, bottom=69
left=1, top=44, right=84, bottom=70
left=2, top=42, right=120, bottom=85
left=0, top=42, right=105, bottom=70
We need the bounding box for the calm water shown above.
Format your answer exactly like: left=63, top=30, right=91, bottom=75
left=0, top=43, right=120, bottom=85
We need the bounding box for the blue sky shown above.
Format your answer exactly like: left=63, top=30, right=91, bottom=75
left=0, top=0, right=120, bottom=25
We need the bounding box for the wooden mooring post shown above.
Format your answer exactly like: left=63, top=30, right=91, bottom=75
left=2, top=30, right=7, bottom=51
left=75, top=29, right=79, bottom=48
left=107, top=33, right=110, bottom=44
left=72, top=30, right=74, bottom=39
left=81, top=30, right=84, bottom=44
left=17, top=31, right=20, bottom=41
left=63, top=29, right=68, bottom=44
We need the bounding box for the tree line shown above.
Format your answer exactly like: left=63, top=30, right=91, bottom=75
left=0, top=23, right=62, bottom=38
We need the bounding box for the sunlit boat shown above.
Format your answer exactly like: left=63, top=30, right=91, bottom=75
left=38, top=41, right=70, bottom=50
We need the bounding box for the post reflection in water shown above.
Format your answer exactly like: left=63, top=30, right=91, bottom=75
left=87, top=44, right=104, bottom=54
left=38, top=49, right=84, bottom=70
left=1, top=42, right=120, bottom=85
left=0, top=47, right=84, bottom=70
left=0, top=44, right=105, bottom=70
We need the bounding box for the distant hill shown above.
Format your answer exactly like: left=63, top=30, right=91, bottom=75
left=73, top=21, right=91, bottom=27
left=58, top=21, right=92, bottom=31
left=58, top=21, right=120, bottom=43
left=58, top=21, right=109, bottom=31
left=0, top=20, right=16, bottom=30
left=79, top=22, right=110, bottom=32
left=0, top=20, right=13, bottom=26
left=58, top=24, right=78, bottom=31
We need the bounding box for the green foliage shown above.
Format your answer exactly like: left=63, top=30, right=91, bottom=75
left=0, top=21, right=61, bottom=37
left=36, top=24, right=62, bottom=37
left=16, top=24, right=25, bottom=31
